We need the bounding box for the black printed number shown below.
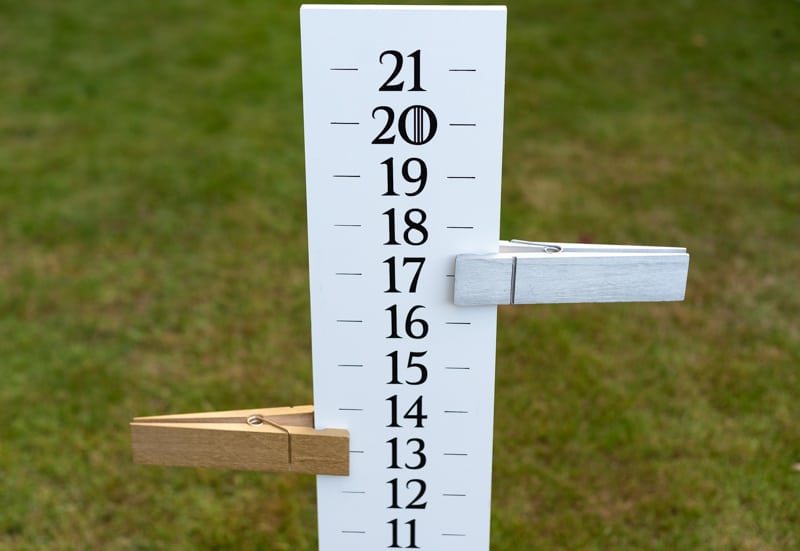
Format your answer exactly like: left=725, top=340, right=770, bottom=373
left=372, top=106, right=438, bottom=145
left=388, top=478, right=428, bottom=509
left=379, top=50, right=424, bottom=92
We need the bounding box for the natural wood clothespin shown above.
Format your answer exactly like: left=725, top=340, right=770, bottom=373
left=131, top=405, right=349, bottom=476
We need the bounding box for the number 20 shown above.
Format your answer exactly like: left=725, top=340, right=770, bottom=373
left=372, top=106, right=438, bottom=146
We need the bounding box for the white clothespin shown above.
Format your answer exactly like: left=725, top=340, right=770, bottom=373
left=455, top=240, right=690, bottom=306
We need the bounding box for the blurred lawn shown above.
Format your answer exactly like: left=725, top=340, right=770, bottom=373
left=1, top=0, right=798, bottom=549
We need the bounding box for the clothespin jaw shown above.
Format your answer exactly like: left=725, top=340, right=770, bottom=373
left=130, top=405, right=349, bottom=476
left=455, top=240, right=690, bottom=306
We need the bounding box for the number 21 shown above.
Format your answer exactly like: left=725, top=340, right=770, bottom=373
left=380, top=50, right=424, bottom=92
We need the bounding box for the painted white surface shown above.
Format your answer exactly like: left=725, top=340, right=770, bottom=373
left=455, top=248, right=689, bottom=305
left=301, top=5, right=506, bottom=550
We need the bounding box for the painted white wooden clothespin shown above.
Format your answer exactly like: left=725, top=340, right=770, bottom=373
left=455, top=240, right=689, bottom=306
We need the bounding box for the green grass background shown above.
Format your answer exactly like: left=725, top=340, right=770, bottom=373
left=1, top=0, right=798, bottom=549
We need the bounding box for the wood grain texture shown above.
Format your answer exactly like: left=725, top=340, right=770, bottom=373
left=514, top=252, right=689, bottom=304
left=131, top=405, right=349, bottom=476
left=455, top=251, right=689, bottom=305
left=452, top=254, right=513, bottom=306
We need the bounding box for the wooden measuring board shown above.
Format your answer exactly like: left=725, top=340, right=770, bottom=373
left=301, top=5, right=506, bottom=550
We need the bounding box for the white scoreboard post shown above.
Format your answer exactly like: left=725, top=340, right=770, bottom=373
left=301, top=5, right=507, bottom=550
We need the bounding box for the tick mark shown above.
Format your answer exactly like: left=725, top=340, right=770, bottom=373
left=444, top=410, right=469, bottom=414
left=449, top=68, right=477, bottom=72
left=449, top=123, right=477, bottom=127
left=330, top=67, right=359, bottom=71
left=447, top=175, right=476, bottom=180
left=349, top=450, right=365, bottom=454
left=342, top=489, right=366, bottom=494
left=334, top=224, right=362, bottom=227
left=336, top=319, right=363, bottom=323
left=338, top=407, right=363, bottom=412
left=446, top=225, right=474, bottom=230
left=330, top=121, right=360, bottom=125
left=446, top=321, right=472, bottom=326
left=443, top=493, right=467, bottom=497
left=337, top=363, right=363, bottom=368
left=442, top=533, right=466, bottom=537
left=444, top=452, right=469, bottom=457
left=333, top=174, right=361, bottom=178
left=342, top=530, right=366, bottom=534
left=336, top=272, right=363, bottom=276
left=445, top=366, right=471, bottom=370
